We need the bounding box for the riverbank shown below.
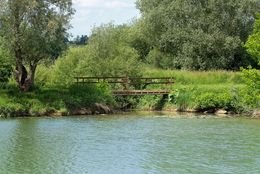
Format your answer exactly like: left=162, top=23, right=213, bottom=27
left=134, top=68, right=259, bottom=116
left=0, top=69, right=259, bottom=118
left=0, top=87, right=259, bottom=118
left=0, top=84, right=114, bottom=117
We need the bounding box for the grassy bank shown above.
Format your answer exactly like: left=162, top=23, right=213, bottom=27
left=0, top=84, right=113, bottom=117
left=0, top=69, right=259, bottom=117
left=135, top=68, right=259, bottom=114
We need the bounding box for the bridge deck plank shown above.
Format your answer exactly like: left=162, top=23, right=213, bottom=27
left=113, top=90, right=170, bottom=96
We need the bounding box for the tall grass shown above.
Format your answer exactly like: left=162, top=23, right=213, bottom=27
left=137, top=67, right=255, bottom=113
left=144, top=68, right=244, bottom=85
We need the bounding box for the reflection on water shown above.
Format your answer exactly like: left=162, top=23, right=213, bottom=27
left=0, top=113, right=259, bottom=174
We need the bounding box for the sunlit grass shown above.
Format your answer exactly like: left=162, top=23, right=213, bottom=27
left=144, top=67, right=243, bottom=85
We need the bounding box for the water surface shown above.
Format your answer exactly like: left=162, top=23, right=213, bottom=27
left=0, top=113, right=259, bottom=174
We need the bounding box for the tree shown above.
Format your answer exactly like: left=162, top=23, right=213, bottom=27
left=136, top=0, right=260, bottom=70
left=0, top=37, right=12, bottom=83
left=245, top=13, right=260, bottom=64
left=71, top=35, right=89, bottom=45
left=77, top=24, right=142, bottom=77
left=48, top=24, right=142, bottom=87
left=0, top=0, right=74, bottom=91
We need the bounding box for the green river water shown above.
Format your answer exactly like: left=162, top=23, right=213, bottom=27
left=0, top=113, right=259, bottom=174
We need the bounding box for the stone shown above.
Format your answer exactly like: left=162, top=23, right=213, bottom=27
left=186, top=109, right=198, bottom=113
left=204, top=109, right=215, bottom=114
left=93, top=103, right=113, bottom=114
left=71, top=108, right=92, bottom=116
left=215, top=109, right=228, bottom=115
left=252, top=110, right=260, bottom=118
left=52, top=112, right=63, bottom=117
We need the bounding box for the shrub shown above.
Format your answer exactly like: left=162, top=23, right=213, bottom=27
left=77, top=24, right=142, bottom=78
left=0, top=37, right=12, bottom=85
left=47, top=47, right=86, bottom=87
left=0, top=103, right=27, bottom=117
left=241, top=67, right=260, bottom=108
left=195, top=92, right=233, bottom=111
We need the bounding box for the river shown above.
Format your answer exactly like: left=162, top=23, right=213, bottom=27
left=0, top=113, right=259, bottom=174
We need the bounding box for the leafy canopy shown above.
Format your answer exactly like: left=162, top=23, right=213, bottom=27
left=0, top=0, right=74, bottom=90
left=77, top=24, right=142, bottom=77
left=48, top=24, right=142, bottom=87
left=245, top=13, right=260, bottom=64
left=0, top=37, right=12, bottom=83
left=136, top=0, right=260, bottom=70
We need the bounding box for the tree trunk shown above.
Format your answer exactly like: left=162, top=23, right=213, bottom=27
left=14, top=60, right=37, bottom=92
left=13, top=38, right=37, bottom=92
left=23, top=64, right=37, bottom=92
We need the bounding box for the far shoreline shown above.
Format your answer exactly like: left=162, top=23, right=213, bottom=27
left=1, top=108, right=259, bottom=119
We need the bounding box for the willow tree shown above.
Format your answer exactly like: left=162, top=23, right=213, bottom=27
left=0, top=0, right=74, bottom=91
left=136, top=0, right=260, bottom=70
left=245, top=13, right=260, bottom=64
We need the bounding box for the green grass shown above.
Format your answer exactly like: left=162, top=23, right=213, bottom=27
left=0, top=68, right=258, bottom=117
left=137, top=68, right=258, bottom=113
left=143, top=68, right=243, bottom=85
left=0, top=84, right=114, bottom=117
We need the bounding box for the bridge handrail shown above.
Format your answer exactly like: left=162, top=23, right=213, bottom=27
left=74, top=77, right=174, bottom=83
left=74, top=77, right=174, bottom=79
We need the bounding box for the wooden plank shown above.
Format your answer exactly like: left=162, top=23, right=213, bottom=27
left=113, top=90, right=170, bottom=96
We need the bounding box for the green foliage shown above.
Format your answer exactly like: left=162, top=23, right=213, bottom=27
left=0, top=0, right=74, bottom=90
left=64, top=84, right=113, bottom=110
left=144, top=68, right=244, bottom=85
left=245, top=13, right=260, bottom=64
left=126, top=20, right=151, bottom=61
left=170, top=85, right=248, bottom=113
left=241, top=67, right=260, bottom=108
left=169, top=88, right=195, bottom=111
left=195, top=92, right=232, bottom=110
left=129, top=67, right=250, bottom=112
left=0, top=84, right=114, bottom=117
left=0, top=37, right=12, bottom=83
left=136, top=0, right=259, bottom=70
left=48, top=47, right=87, bottom=87
left=48, top=24, right=143, bottom=88
left=146, top=49, right=175, bottom=69
left=77, top=24, right=142, bottom=77
left=137, top=95, right=164, bottom=110
left=70, top=35, right=89, bottom=45
left=0, top=103, right=26, bottom=117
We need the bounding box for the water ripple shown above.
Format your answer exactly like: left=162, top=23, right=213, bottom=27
left=0, top=115, right=259, bottom=174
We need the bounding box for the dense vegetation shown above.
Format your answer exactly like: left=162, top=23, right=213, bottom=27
left=136, top=0, right=259, bottom=70
left=0, top=0, right=259, bottom=117
left=138, top=68, right=259, bottom=113
left=245, top=13, right=260, bottom=64
left=0, top=0, right=74, bottom=91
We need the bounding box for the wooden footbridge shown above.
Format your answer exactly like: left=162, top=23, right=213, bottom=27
left=74, top=77, right=174, bottom=96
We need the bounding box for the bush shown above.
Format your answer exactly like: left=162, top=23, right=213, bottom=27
left=0, top=82, right=115, bottom=117
left=0, top=103, right=27, bottom=117
left=47, top=47, right=86, bottom=87
left=195, top=92, right=233, bottom=111
left=77, top=24, right=142, bottom=78
left=0, top=37, right=12, bottom=84
left=241, top=67, right=260, bottom=108
left=169, top=88, right=195, bottom=111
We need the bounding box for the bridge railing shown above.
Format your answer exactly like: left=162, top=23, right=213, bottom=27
left=74, top=76, right=174, bottom=95
left=74, top=77, right=174, bottom=85
left=74, top=77, right=174, bottom=90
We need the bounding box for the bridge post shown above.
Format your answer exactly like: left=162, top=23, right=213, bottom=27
left=122, top=77, right=130, bottom=90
